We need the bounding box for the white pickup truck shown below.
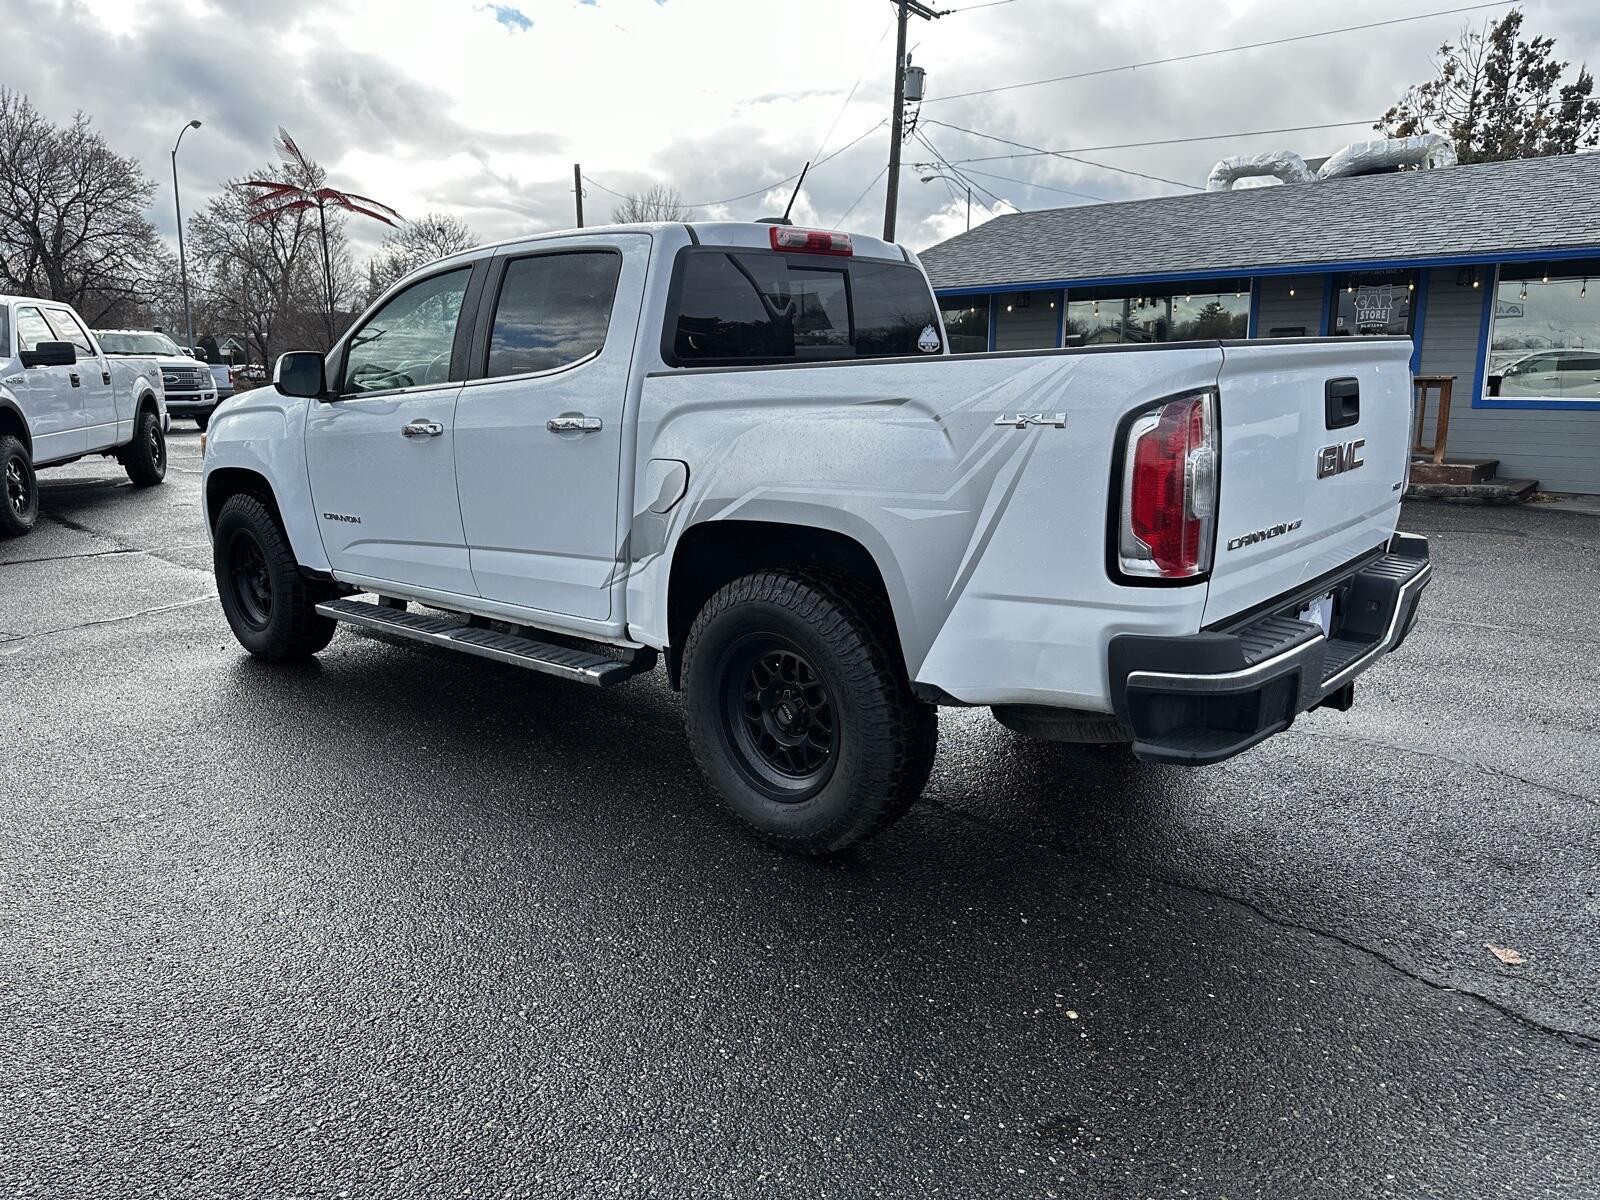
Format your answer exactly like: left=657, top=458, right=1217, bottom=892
left=201, top=222, right=1431, bottom=853
left=2, top=296, right=168, bottom=538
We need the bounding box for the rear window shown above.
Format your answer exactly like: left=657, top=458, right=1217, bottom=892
left=665, top=249, right=941, bottom=365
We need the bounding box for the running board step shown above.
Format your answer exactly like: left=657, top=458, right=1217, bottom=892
left=316, top=597, right=653, bottom=687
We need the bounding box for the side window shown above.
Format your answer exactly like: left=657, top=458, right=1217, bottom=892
left=44, top=308, right=95, bottom=355
left=341, top=267, right=471, bottom=395
left=851, top=260, right=941, bottom=357
left=15, top=306, right=55, bottom=353
left=672, top=252, right=792, bottom=362
left=667, top=250, right=942, bottom=364
left=486, top=252, right=621, bottom=379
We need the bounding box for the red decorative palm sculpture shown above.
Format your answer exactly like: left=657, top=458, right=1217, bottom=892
left=243, top=129, right=401, bottom=340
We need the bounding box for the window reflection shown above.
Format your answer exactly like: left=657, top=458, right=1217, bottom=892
left=1065, top=286, right=1248, bottom=346
left=1488, top=261, right=1600, bottom=401
left=938, top=302, right=989, bottom=354
left=1331, top=270, right=1417, bottom=337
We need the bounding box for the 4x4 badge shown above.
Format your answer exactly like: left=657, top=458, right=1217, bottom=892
left=994, top=413, right=1066, bottom=429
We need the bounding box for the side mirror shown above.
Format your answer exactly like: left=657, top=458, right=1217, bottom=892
left=274, top=351, right=327, bottom=399
left=20, top=340, right=77, bottom=369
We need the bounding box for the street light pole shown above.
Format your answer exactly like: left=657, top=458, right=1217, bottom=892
left=920, top=173, right=972, bottom=231
left=171, top=119, right=202, bottom=352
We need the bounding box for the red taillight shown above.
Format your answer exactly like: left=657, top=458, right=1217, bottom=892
left=769, top=226, right=853, bottom=256
left=1118, top=390, right=1218, bottom=579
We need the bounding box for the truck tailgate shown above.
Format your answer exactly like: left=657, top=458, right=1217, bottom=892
left=1203, top=338, right=1413, bottom=625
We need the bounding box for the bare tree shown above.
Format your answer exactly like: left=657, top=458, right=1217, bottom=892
left=368, top=211, right=479, bottom=301
left=243, top=130, right=400, bottom=345
left=187, top=166, right=347, bottom=365
left=611, top=184, right=690, bottom=224
left=1379, top=8, right=1600, bottom=163
left=0, top=89, right=170, bottom=322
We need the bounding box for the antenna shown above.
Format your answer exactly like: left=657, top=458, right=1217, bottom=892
left=781, top=161, right=811, bottom=224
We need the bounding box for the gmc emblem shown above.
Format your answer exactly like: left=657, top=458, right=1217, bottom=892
left=1317, top=439, right=1365, bottom=479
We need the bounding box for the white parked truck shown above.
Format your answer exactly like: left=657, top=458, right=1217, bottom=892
left=201, top=222, right=1431, bottom=852
left=95, top=329, right=220, bottom=429
left=1, top=296, right=169, bottom=538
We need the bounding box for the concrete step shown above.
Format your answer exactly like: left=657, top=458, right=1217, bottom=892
left=1405, top=477, right=1538, bottom=505
left=1409, top=456, right=1499, bottom=485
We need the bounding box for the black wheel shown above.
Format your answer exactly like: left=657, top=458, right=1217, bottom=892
left=194, top=412, right=210, bottom=431
left=123, top=408, right=166, bottom=487
left=213, top=494, right=336, bottom=660
left=0, top=435, right=38, bottom=539
left=682, top=570, right=937, bottom=854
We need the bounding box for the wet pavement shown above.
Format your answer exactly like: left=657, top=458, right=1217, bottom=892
left=2, top=429, right=1596, bottom=1198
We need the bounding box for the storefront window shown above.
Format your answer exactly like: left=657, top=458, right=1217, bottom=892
left=1065, top=283, right=1248, bottom=346
left=1487, top=261, right=1600, bottom=401
left=1331, top=270, right=1417, bottom=336
left=939, top=301, right=989, bottom=354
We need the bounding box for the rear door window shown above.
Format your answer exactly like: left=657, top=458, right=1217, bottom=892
left=14, top=306, right=55, bottom=353
left=485, top=251, right=621, bottom=379
left=44, top=308, right=96, bottom=356
left=667, top=249, right=940, bottom=365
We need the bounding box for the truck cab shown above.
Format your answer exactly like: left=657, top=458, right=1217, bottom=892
left=201, top=222, right=1429, bottom=853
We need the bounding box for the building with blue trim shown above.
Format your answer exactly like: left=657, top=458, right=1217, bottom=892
left=919, top=152, right=1600, bottom=494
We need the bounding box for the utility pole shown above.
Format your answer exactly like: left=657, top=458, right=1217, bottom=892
left=883, top=0, right=941, bottom=243
left=574, top=163, right=584, bottom=228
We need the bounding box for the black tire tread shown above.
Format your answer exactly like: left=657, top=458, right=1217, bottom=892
left=214, top=493, right=336, bottom=660
left=0, top=435, right=38, bottom=539
left=682, top=568, right=936, bottom=854
left=123, top=408, right=166, bottom=487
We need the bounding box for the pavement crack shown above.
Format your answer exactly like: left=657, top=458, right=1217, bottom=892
left=918, top=795, right=1600, bottom=1051
left=1298, top=729, right=1598, bottom=808
left=2, top=594, right=215, bottom=643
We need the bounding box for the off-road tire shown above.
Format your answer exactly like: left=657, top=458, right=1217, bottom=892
left=194, top=412, right=210, bottom=431
left=682, top=569, right=937, bottom=855
left=123, top=408, right=167, bottom=487
left=0, top=435, right=38, bottom=538
left=213, top=494, right=336, bottom=660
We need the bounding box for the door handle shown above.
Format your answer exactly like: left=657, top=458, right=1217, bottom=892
left=547, top=415, right=603, bottom=433
left=69, top=372, right=81, bottom=388
left=401, top=420, right=444, bottom=438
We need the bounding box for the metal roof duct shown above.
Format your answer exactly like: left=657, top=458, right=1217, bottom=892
left=1205, top=150, right=1316, bottom=192
left=1206, top=135, right=1458, bottom=191
left=1315, top=134, right=1458, bottom=180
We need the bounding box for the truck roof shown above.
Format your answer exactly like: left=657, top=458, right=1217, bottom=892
left=431, top=221, right=910, bottom=270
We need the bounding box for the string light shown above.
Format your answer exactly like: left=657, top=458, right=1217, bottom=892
left=1520, top=281, right=1528, bottom=300
left=1542, top=272, right=1549, bottom=283
left=1288, top=287, right=1296, bottom=297
left=1583, top=278, right=1589, bottom=298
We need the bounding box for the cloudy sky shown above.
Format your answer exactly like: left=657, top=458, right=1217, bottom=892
left=5, top=0, right=1597, bottom=260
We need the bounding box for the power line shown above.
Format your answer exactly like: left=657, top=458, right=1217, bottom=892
left=915, top=130, right=1022, bottom=215
left=811, top=13, right=897, bottom=164
left=944, top=119, right=1386, bottom=163
left=832, top=164, right=890, bottom=229
left=941, top=0, right=1020, bottom=12
left=922, top=1, right=1515, bottom=105
left=583, top=119, right=885, bottom=215
left=924, top=119, right=1203, bottom=190
left=929, top=162, right=1109, bottom=202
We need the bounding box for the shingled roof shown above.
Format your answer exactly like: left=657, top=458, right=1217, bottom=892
left=918, top=152, right=1600, bottom=291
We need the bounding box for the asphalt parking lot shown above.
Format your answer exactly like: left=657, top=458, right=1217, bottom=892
left=2, top=428, right=1597, bottom=1199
